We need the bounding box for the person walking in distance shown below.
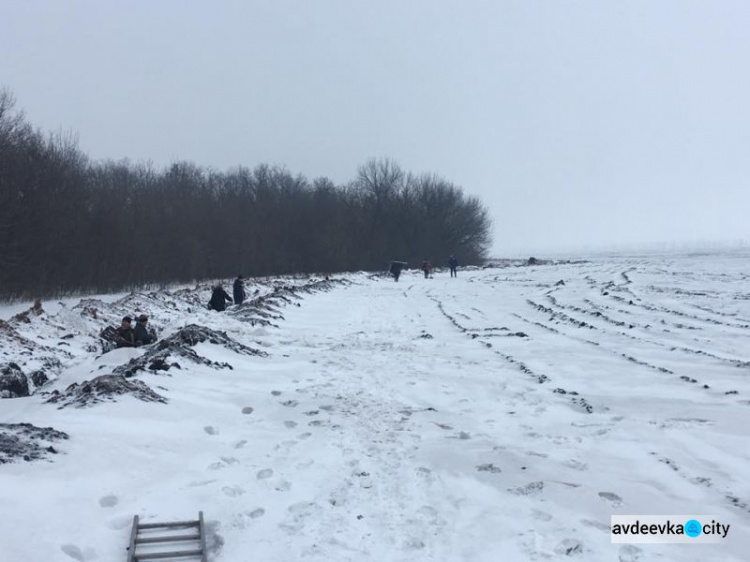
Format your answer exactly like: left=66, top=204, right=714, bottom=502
left=233, top=275, right=246, bottom=306
left=449, top=255, right=458, bottom=277
left=389, top=261, right=405, bottom=282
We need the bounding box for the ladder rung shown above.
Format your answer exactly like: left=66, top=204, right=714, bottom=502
left=136, top=535, right=201, bottom=544
left=135, top=550, right=203, bottom=560
left=138, top=520, right=199, bottom=530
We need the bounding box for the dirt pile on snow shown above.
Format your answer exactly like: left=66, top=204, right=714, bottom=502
left=46, top=374, right=167, bottom=409
left=112, top=325, right=267, bottom=378
left=0, top=276, right=346, bottom=399
left=0, top=422, right=69, bottom=463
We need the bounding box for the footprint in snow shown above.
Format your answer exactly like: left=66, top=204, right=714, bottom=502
left=241, top=407, right=254, bottom=415
left=562, top=459, right=588, bottom=471
left=580, top=519, right=609, bottom=532
left=283, top=421, right=297, bottom=428
left=231, top=508, right=265, bottom=529
left=417, top=505, right=438, bottom=518
left=355, top=472, right=374, bottom=489
left=204, top=426, right=218, bottom=435
left=257, top=468, right=274, bottom=479
left=222, top=485, right=245, bottom=497
left=531, top=509, right=553, bottom=522
left=98, top=494, right=119, bottom=508
left=526, top=451, right=548, bottom=458
left=404, top=538, right=426, bottom=550
left=598, top=491, right=623, bottom=507
left=476, top=463, right=502, bottom=473
left=60, top=545, right=96, bottom=561
left=233, top=440, right=248, bottom=449
left=281, top=400, right=299, bottom=407
left=271, top=390, right=282, bottom=396
left=433, top=422, right=452, bottom=430
left=618, top=545, right=643, bottom=561
left=273, top=440, right=298, bottom=452
left=274, top=479, right=292, bottom=492
left=187, top=479, right=218, bottom=488
left=508, top=481, right=544, bottom=495
left=554, top=538, right=584, bottom=556
left=278, top=501, right=322, bottom=533
left=447, top=431, right=471, bottom=440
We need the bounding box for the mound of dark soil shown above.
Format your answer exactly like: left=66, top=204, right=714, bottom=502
left=113, top=325, right=266, bottom=378
left=0, top=422, right=69, bottom=464
left=46, top=374, right=166, bottom=408
left=0, top=362, right=29, bottom=398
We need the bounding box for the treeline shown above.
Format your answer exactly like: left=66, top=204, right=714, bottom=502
left=0, top=89, right=492, bottom=300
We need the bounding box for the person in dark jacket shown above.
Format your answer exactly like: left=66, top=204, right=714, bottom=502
left=115, top=316, right=137, bottom=348
left=389, top=261, right=405, bottom=282
left=233, top=275, right=246, bottom=305
left=421, top=260, right=432, bottom=279
left=209, top=285, right=233, bottom=311
left=449, top=255, right=458, bottom=277
left=134, top=314, right=156, bottom=345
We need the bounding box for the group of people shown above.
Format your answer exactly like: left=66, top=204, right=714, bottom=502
left=109, top=275, right=248, bottom=350
left=390, top=255, right=460, bottom=282
left=112, top=260, right=462, bottom=348
left=114, top=314, right=157, bottom=348
left=208, top=275, right=246, bottom=312
left=109, top=276, right=247, bottom=349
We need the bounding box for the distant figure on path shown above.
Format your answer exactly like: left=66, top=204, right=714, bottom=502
left=449, top=255, right=458, bottom=277
left=115, top=316, right=137, bottom=348
left=233, top=275, right=246, bottom=305
left=421, top=260, right=433, bottom=279
left=209, top=285, right=233, bottom=311
left=389, top=261, right=405, bottom=282
left=134, top=314, right=156, bottom=345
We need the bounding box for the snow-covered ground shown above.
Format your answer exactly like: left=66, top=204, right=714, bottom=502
left=1, top=255, right=749, bottom=561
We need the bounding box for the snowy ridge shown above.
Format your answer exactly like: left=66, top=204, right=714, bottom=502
left=1, top=259, right=749, bottom=561
left=0, top=277, right=348, bottom=399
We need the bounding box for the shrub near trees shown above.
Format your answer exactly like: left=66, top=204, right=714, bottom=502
left=0, top=89, right=492, bottom=300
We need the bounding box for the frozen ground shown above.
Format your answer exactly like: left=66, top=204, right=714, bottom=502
left=1, top=254, right=749, bottom=561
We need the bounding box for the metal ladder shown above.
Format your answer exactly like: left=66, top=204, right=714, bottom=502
left=126, top=512, right=208, bottom=561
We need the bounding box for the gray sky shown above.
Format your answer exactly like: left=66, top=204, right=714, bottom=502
left=2, top=0, right=748, bottom=255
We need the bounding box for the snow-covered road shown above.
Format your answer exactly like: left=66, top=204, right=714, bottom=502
left=2, top=255, right=749, bottom=561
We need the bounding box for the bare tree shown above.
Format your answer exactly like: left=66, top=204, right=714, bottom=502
left=0, top=90, right=493, bottom=300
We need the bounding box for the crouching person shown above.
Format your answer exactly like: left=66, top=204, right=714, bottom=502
left=134, top=314, right=157, bottom=345
left=209, top=285, right=233, bottom=311
left=115, top=316, right=137, bottom=348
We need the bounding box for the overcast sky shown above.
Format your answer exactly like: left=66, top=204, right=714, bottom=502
left=1, top=0, right=748, bottom=255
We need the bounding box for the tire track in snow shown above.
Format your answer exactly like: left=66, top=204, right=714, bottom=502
left=535, top=293, right=750, bottom=373
left=427, top=294, right=594, bottom=414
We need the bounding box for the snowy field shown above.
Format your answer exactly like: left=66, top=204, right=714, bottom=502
left=1, top=253, right=749, bottom=561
